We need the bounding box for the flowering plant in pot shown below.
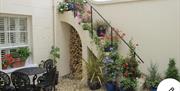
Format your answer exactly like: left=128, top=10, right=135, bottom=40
left=144, top=63, right=161, bottom=91
left=1, top=54, right=15, bottom=69
left=103, top=52, right=123, bottom=91
left=94, top=20, right=109, bottom=37
left=120, top=77, right=137, bottom=91
left=103, top=40, right=118, bottom=52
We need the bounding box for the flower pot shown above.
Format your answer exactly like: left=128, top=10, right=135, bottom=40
left=96, top=27, right=106, bottom=37
left=104, top=46, right=113, bottom=52
left=12, top=58, right=25, bottom=68
left=87, top=80, right=101, bottom=90
left=120, top=87, right=135, bottom=91
left=68, top=3, right=75, bottom=11
left=105, top=82, right=116, bottom=91
left=151, top=87, right=157, bottom=91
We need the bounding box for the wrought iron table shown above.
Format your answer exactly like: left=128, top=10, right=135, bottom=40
left=15, top=67, right=46, bottom=86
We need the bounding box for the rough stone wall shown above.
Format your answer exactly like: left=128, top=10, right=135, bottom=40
left=69, top=28, right=82, bottom=79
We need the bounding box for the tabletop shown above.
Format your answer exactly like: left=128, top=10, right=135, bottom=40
left=15, top=67, right=46, bottom=75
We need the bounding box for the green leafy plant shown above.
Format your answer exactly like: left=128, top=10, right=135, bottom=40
left=120, top=77, right=137, bottom=91
left=165, top=58, right=180, bottom=81
left=82, top=23, right=91, bottom=31
left=17, top=47, right=31, bottom=61
left=144, top=63, right=161, bottom=89
left=93, top=20, right=108, bottom=30
left=85, top=49, right=104, bottom=87
left=58, top=2, right=69, bottom=13
left=50, top=46, right=60, bottom=64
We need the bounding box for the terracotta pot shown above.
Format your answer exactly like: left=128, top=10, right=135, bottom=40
left=12, top=58, right=25, bottom=68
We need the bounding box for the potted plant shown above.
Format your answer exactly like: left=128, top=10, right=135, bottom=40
left=85, top=50, right=104, bottom=90
left=13, top=47, right=31, bottom=67
left=103, top=52, right=122, bottom=91
left=103, top=40, right=118, bottom=52
left=165, top=58, right=180, bottom=81
left=94, top=20, right=108, bottom=37
left=50, top=46, right=60, bottom=65
left=120, top=77, right=137, bottom=91
left=82, top=23, right=91, bottom=31
left=1, top=54, right=15, bottom=69
left=144, top=63, right=161, bottom=91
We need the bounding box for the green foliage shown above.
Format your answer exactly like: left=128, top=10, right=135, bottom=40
left=58, top=2, right=69, bottom=13
left=93, top=20, right=108, bottom=31
left=82, top=23, right=91, bottom=31
left=144, top=63, right=161, bottom=88
left=17, top=47, right=31, bottom=61
left=50, top=46, right=60, bottom=64
left=165, top=58, right=180, bottom=81
left=104, top=52, right=123, bottom=82
left=103, top=40, right=118, bottom=51
left=120, top=77, right=137, bottom=90
left=84, top=49, right=104, bottom=85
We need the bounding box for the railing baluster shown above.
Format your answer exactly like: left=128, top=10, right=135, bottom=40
left=90, top=6, right=93, bottom=38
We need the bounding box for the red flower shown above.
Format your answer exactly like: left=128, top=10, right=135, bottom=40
left=123, top=63, right=128, bottom=68
left=124, top=71, right=129, bottom=77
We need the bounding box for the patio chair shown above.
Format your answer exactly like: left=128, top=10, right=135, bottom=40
left=0, top=71, right=15, bottom=91
left=44, top=59, right=54, bottom=72
left=37, top=66, right=57, bottom=91
left=11, top=72, right=34, bottom=91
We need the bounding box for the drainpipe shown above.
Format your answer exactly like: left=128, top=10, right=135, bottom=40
left=52, top=0, right=56, bottom=46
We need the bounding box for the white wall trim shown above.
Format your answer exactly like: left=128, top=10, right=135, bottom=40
left=90, top=0, right=147, bottom=5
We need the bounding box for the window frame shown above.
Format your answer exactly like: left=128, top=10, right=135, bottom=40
left=0, top=14, right=32, bottom=71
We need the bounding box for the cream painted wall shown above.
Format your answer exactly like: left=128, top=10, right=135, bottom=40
left=92, top=0, right=180, bottom=74
left=0, top=0, right=54, bottom=66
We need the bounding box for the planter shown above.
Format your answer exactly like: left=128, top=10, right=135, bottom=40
left=87, top=80, right=101, bottom=90
left=96, top=27, right=106, bottom=37
left=120, top=87, right=135, bottom=91
left=67, top=3, right=75, bottom=11
left=104, top=46, right=113, bottom=52
left=12, top=58, right=25, bottom=68
left=150, top=87, right=157, bottom=91
left=105, top=82, right=116, bottom=91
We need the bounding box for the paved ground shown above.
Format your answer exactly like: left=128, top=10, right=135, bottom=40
left=57, top=78, right=105, bottom=91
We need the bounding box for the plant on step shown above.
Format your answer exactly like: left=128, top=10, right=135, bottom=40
left=85, top=49, right=104, bottom=90
left=103, top=52, right=123, bottom=91
left=82, top=23, right=91, bottom=31
left=119, top=39, right=141, bottom=91
left=58, top=2, right=69, bottom=13
left=144, top=63, right=161, bottom=91
left=120, top=77, right=137, bottom=91
left=94, top=20, right=109, bottom=37
left=50, top=46, right=60, bottom=65
left=165, top=58, right=180, bottom=81
left=103, top=40, right=118, bottom=52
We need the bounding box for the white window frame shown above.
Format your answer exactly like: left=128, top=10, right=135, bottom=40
left=0, top=14, right=33, bottom=71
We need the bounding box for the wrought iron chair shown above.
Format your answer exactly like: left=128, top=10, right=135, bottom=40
left=43, top=59, right=54, bottom=72
left=37, top=66, right=57, bottom=91
left=0, top=71, right=15, bottom=91
left=11, top=72, right=34, bottom=91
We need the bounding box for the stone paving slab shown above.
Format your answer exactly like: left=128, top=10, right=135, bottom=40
left=57, top=79, right=105, bottom=91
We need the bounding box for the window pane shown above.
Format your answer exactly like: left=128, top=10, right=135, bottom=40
left=0, top=33, right=5, bottom=44
left=9, top=18, right=15, bottom=31
left=19, top=18, right=27, bottom=31
left=0, top=17, right=4, bottom=32
left=20, top=32, right=27, bottom=43
left=9, top=32, right=16, bottom=43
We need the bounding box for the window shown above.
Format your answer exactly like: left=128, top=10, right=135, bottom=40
left=0, top=15, right=31, bottom=70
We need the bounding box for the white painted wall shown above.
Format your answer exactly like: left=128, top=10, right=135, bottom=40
left=0, top=0, right=54, bottom=66
left=92, top=0, right=180, bottom=74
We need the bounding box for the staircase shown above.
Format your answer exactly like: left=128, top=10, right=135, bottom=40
left=58, top=0, right=144, bottom=63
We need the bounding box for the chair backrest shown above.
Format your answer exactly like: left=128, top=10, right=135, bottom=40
left=0, top=71, right=11, bottom=88
left=11, top=72, right=30, bottom=89
left=44, top=59, right=54, bottom=72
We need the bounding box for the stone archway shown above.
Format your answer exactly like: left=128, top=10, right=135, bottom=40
left=69, top=26, right=82, bottom=79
